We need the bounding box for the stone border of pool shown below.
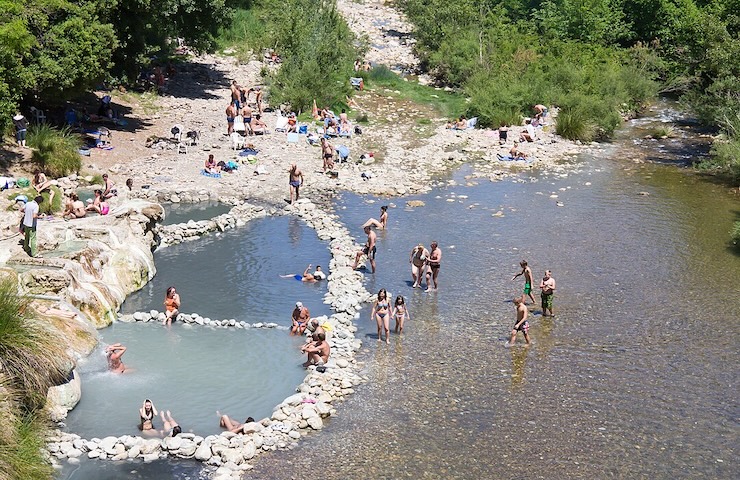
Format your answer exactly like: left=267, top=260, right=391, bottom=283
left=47, top=198, right=372, bottom=480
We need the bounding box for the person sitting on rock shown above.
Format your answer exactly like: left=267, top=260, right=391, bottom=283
left=63, top=193, right=86, bottom=219
left=455, top=116, right=468, bottom=130
left=86, top=189, right=109, bottom=215
left=218, top=412, right=255, bottom=434
left=163, top=286, right=181, bottom=326
left=519, top=118, right=536, bottom=142
left=339, top=109, right=351, bottom=133
left=101, top=173, right=117, bottom=200
left=291, top=301, right=310, bottom=335
left=32, top=170, right=55, bottom=206
left=301, top=332, right=330, bottom=367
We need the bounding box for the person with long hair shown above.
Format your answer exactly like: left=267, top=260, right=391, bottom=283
left=164, top=286, right=181, bottom=326
left=371, top=288, right=391, bottom=344
left=392, top=295, right=410, bottom=334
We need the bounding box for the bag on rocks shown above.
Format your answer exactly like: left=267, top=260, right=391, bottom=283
left=354, top=125, right=363, bottom=135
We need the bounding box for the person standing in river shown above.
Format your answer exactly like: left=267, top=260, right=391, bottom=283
left=512, top=260, right=536, bottom=305
left=540, top=270, right=556, bottom=317
left=352, top=226, right=377, bottom=273
left=425, top=241, right=442, bottom=292
left=508, top=296, right=531, bottom=346
left=371, top=288, right=391, bottom=344
left=163, top=286, right=180, bottom=326
left=409, top=243, right=429, bottom=288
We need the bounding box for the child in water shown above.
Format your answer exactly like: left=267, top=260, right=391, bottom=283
left=392, top=295, right=410, bottom=334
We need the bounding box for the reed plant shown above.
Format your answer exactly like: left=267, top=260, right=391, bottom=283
left=0, top=278, right=70, bottom=411
left=27, top=125, right=82, bottom=178
left=648, top=125, right=676, bottom=139
left=0, top=406, right=53, bottom=480
left=555, top=108, right=595, bottom=142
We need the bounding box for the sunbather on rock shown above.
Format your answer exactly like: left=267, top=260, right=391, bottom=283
left=251, top=114, right=267, bottom=134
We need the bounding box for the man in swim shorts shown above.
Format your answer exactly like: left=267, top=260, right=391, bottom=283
left=291, top=301, right=310, bottom=335
left=301, top=332, right=330, bottom=367
left=425, top=241, right=441, bottom=292
left=509, top=296, right=531, bottom=345
left=352, top=226, right=377, bottom=273
left=540, top=269, right=556, bottom=317
left=106, top=342, right=127, bottom=373
left=288, top=163, right=303, bottom=204
left=225, top=102, right=237, bottom=135
left=512, top=260, right=536, bottom=305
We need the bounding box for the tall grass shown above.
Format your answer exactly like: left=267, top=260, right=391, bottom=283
left=216, top=8, right=268, bottom=58
left=27, top=125, right=82, bottom=178
left=0, top=411, right=53, bottom=480
left=555, top=108, right=595, bottom=141
left=0, top=279, right=70, bottom=410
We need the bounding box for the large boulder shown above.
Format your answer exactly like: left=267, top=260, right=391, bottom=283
left=47, top=369, right=81, bottom=421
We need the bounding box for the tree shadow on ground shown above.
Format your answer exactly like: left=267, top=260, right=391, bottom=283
left=0, top=146, right=29, bottom=175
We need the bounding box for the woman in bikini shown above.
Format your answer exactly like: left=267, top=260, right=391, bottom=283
left=392, top=295, right=410, bottom=334
left=139, top=399, right=158, bottom=434
left=163, top=286, right=181, bottom=326
left=371, top=288, right=391, bottom=344
left=363, top=205, right=389, bottom=230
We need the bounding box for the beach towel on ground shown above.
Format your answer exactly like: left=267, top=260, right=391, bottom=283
left=239, top=147, right=259, bottom=156
left=201, top=169, right=221, bottom=178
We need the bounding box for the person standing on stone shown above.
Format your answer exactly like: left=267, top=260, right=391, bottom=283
left=12, top=111, right=28, bottom=148
left=512, top=260, right=536, bottom=305
left=288, top=163, right=303, bottom=204
left=540, top=270, right=556, bottom=317
left=409, top=243, right=429, bottom=288
left=106, top=343, right=127, bottom=373
left=320, top=137, right=335, bottom=172
left=230, top=80, right=241, bottom=110
left=21, top=195, right=42, bottom=257
left=163, top=286, right=181, bottom=326
left=291, top=301, right=310, bottom=335
left=352, top=226, right=377, bottom=273
left=508, top=296, right=531, bottom=346
left=225, top=102, right=237, bottom=135
left=425, top=241, right=442, bottom=292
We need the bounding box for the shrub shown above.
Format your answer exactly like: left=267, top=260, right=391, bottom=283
left=699, top=135, right=740, bottom=183
left=368, top=65, right=399, bottom=83
left=732, top=221, right=740, bottom=245
left=555, top=108, right=595, bottom=141
left=0, top=411, right=54, bottom=480
left=27, top=125, right=82, bottom=178
left=0, top=278, right=71, bottom=410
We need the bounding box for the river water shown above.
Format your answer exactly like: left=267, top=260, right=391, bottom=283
left=57, top=105, right=739, bottom=479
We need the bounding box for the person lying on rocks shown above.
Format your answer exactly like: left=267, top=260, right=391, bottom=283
left=291, top=301, right=310, bottom=335
left=281, top=264, right=324, bottom=283
left=159, top=410, right=182, bottom=437
left=250, top=114, right=267, bottom=135
left=63, top=193, right=86, bottom=219
left=301, top=332, right=330, bottom=367
left=204, top=154, right=221, bottom=174
left=218, top=412, right=255, bottom=434
left=106, top=343, right=127, bottom=373
left=139, top=399, right=158, bottom=434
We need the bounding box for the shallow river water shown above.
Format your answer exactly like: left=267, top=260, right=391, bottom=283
left=58, top=108, right=739, bottom=479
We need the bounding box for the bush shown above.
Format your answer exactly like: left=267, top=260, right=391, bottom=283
left=0, top=412, right=54, bottom=480
left=27, top=125, right=82, bottom=178
left=732, top=222, right=740, bottom=245
left=0, top=278, right=71, bottom=410
left=699, top=135, right=740, bottom=183
left=368, top=65, right=400, bottom=83
left=555, top=108, right=595, bottom=141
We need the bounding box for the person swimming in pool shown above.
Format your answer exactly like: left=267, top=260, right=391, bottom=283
left=280, top=264, right=325, bottom=283
left=139, top=399, right=158, bottom=434
left=371, top=288, right=391, bottom=344
left=106, top=343, right=127, bottom=373
left=218, top=412, right=255, bottom=434
left=362, top=205, right=389, bottom=230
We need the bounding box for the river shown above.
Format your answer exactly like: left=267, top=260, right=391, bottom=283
left=57, top=104, right=739, bottom=479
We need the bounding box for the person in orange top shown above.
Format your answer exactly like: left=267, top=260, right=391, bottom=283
left=163, top=286, right=181, bottom=326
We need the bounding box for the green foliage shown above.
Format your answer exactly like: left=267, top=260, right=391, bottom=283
left=732, top=221, right=740, bottom=245
left=264, top=0, right=358, bottom=111
left=555, top=108, right=595, bottom=141
left=216, top=7, right=268, bottom=55
left=698, top=134, right=740, bottom=183
left=0, top=412, right=53, bottom=480
left=0, top=278, right=70, bottom=410
left=27, top=125, right=82, bottom=178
